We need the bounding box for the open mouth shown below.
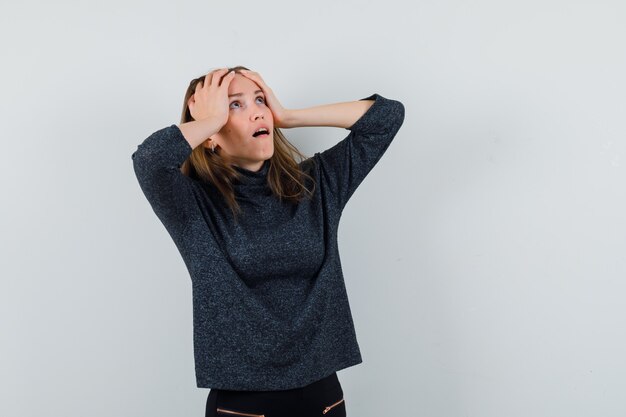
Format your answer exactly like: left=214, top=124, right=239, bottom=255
left=252, top=127, right=270, bottom=138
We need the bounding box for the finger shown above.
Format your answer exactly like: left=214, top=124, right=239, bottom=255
left=240, top=70, right=266, bottom=89
left=195, top=79, right=204, bottom=92
left=205, top=69, right=220, bottom=86
left=239, top=69, right=257, bottom=81
left=210, top=68, right=230, bottom=87
left=219, top=70, right=236, bottom=87
left=240, top=69, right=260, bottom=79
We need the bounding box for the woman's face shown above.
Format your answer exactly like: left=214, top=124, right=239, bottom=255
left=207, top=74, right=274, bottom=172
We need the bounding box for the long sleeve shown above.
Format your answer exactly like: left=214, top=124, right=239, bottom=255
left=312, top=93, right=405, bottom=212
left=129, top=101, right=405, bottom=390
left=131, top=124, right=199, bottom=242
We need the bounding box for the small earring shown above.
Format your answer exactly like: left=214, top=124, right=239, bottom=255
left=211, top=143, right=216, bottom=152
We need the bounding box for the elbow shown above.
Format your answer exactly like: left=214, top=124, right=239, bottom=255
left=391, top=100, right=406, bottom=130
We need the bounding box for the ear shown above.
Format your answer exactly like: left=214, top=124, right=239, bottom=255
left=202, top=135, right=219, bottom=150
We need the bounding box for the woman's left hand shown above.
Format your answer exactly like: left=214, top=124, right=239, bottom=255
left=239, top=69, right=291, bottom=128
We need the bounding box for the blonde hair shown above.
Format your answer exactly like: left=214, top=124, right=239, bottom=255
left=179, top=65, right=315, bottom=220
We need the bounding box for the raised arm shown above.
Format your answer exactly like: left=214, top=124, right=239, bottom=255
left=234, top=69, right=375, bottom=130
left=179, top=68, right=237, bottom=149
left=309, top=93, right=406, bottom=213
left=280, top=100, right=375, bottom=129
left=131, top=125, right=199, bottom=243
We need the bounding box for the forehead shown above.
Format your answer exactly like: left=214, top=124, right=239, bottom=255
left=228, top=74, right=261, bottom=94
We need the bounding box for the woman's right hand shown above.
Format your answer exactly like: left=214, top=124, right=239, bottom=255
left=188, top=68, right=236, bottom=128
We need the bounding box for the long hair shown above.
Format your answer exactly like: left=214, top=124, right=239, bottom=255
left=179, top=65, right=315, bottom=220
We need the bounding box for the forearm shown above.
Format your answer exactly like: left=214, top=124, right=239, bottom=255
left=282, top=99, right=375, bottom=129
left=178, top=117, right=223, bottom=150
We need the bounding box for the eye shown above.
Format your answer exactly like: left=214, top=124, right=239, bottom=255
left=256, top=96, right=266, bottom=104
left=229, top=101, right=241, bottom=109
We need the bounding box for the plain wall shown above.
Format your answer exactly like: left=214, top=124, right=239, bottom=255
left=1, top=0, right=625, bottom=416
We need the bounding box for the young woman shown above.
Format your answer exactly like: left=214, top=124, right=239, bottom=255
left=132, top=66, right=405, bottom=417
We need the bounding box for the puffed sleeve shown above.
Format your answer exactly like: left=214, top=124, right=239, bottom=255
left=312, top=93, right=405, bottom=212
left=131, top=124, right=199, bottom=241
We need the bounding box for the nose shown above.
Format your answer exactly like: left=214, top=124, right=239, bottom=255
left=251, top=112, right=264, bottom=121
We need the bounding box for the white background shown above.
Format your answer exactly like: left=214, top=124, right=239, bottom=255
left=1, top=1, right=625, bottom=416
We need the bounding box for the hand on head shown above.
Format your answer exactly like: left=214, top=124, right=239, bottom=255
left=188, top=68, right=236, bottom=127
left=237, top=69, right=289, bottom=128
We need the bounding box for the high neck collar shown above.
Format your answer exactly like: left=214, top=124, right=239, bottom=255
left=232, top=160, right=270, bottom=186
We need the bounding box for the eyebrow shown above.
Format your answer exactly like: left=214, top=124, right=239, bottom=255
left=229, top=90, right=263, bottom=98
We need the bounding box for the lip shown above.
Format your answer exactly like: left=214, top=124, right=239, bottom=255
left=252, top=125, right=271, bottom=137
